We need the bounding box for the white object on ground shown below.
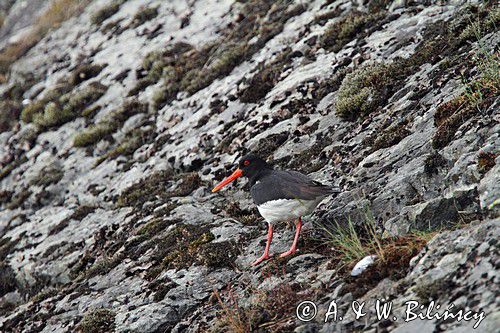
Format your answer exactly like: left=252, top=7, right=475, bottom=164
left=351, top=255, right=377, bottom=277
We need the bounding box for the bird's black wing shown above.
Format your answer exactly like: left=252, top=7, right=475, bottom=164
left=250, top=170, right=336, bottom=205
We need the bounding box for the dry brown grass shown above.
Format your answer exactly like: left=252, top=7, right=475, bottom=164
left=213, top=287, right=250, bottom=333
left=213, top=282, right=313, bottom=333
left=0, top=0, right=89, bottom=77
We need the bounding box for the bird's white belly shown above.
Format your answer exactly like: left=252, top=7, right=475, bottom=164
left=257, top=198, right=322, bottom=224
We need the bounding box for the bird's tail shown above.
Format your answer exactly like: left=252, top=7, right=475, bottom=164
left=312, top=181, right=340, bottom=195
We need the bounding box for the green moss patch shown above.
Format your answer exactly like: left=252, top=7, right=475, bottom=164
left=158, top=225, right=215, bottom=269
left=147, top=223, right=240, bottom=270
left=116, top=170, right=172, bottom=208
left=0, top=82, right=27, bottom=133
left=72, top=205, right=97, bottom=220
left=137, top=217, right=175, bottom=237
left=30, top=164, right=64, bottom=186
left=132, top=0, right=305, bottom=108
left=77, top=308, right=115, bottom=333
left=335, top=63, right=394, bottom=119
left=91, top=1, right=121, bottom=25
left=116, top=171, right=201, bottom=209
left=320, top=11, right=386, bottom=52
left=196, top=240, right=240, bottom=268
left=83, top=255, right=124, bottom=279
left=238, top=48, right=292, bottom=103
left=73, top=99, right=148, bottom=147
left=81, top=104, right=101, bottom=118
left=70, top=64, right=106, bottom=86
left=371, top=120, right=411, bottom=152
left=22, top=82, right=107, bottom=129
left=127, top=43, right=191, bottom=96
left=0, top=156, right=27, bottom=182
left=73, top=122, right=114, bottom=147
left=130, top=6, right=158, bottom=28
left=29, top=287, right=59, bottom=303
left=94, top=126, right=154, bottom=166
left=20, top=85, right=71, bottom=123
left=333, top=4, right=499, bottom=122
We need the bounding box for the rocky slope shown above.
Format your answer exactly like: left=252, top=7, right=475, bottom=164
left=0, top=0, right=498, bottom=332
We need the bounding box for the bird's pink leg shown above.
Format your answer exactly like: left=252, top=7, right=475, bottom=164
left=280, top=217, right=303, bottom=258
left=251, top=223, right=273, bottom=266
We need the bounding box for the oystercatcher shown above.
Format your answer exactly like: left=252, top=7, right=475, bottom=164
left=212, top=154, right=336, bottom=266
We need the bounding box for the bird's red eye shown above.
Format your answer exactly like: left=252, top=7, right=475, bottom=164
left=244, top=160, right=250, bottom=166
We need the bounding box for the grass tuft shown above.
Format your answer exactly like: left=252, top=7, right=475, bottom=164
left=432, top=13, right=499, bottom=149
left=320, top=218, right=367, bottom=263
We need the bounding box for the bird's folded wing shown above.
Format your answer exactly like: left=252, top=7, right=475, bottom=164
left=250, top=170, right=336, bottom=205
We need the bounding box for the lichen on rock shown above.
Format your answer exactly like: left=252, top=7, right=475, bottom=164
left=0, top=1, right=498, bottom=332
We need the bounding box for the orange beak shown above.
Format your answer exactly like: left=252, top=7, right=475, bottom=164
left=212, top=168, right=243, bottom=192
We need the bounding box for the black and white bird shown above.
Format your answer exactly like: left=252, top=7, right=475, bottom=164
left=212, top=154, right=337, bottom=266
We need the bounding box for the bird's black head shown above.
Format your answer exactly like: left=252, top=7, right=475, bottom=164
left=211, top=153, right=271, bottom=192
left=238, top=154, right=270, bottom=179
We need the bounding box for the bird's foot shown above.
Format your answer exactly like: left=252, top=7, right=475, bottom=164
left=251, top=253, right=273, bottom=266
left=279, top=248, right=297, bottom=258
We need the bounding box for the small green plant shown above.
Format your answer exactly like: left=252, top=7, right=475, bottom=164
left=77, top=308, right=115, bottom=333
left=319, top=217, right=367, bottom=263
left=461, top=21, right=499, bottom=107
left=334, top=63, right=393, bottom=119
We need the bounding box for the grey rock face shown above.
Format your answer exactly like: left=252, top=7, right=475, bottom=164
left=0, top=0, right=498, bottom=332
